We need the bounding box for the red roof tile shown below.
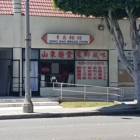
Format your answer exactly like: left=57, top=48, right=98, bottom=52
left=0, top=0, right=93, bottom=18
left=0, top=0, right=13, bottom=15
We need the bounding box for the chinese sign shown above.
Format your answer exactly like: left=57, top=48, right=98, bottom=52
left=75, top=50, right=108, bottom=60
left=75, top=61, right=108, bottom=86
left=42, top=34, right=94, bottom=45
left=40, top=50, right=74, bottom=60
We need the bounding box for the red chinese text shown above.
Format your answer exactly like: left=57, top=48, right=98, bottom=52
left=84, top=51, right=90, bottom=58
left=92, top=52, right=99, bottom=58
left=58, top=51, right=64, bottom=58
left=55, top=35, right=60, bottom=40
left=76, top=51, right=82, bottom=58
left=62, top=35, right=67, bottom=40
left=66, top=51, right=73, bottom=58
left=50, top=51, right=56, bottom=58
left=100, top=52, right=107, bottom=59
left=42, top=51, right=48, bottom=58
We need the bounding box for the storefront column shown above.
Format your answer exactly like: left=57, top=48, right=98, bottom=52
left=13, top=0, right=22, bottom=96
left=109, top=49, right=118, bottom=87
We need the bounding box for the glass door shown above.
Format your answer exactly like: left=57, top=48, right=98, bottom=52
left=23, top=61, right=40, bottom=96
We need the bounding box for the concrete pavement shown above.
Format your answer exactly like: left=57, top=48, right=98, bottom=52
left=0, top=100, right=139, bottom=120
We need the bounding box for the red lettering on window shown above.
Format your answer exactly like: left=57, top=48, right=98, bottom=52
left=42, top=51, right=48, bottom=58
left=100, top=52, right=107, bottom=59
left=66, top=51, right=73, bottom=58
left=41, top=68, right=49, bottom=72
left=84, top=51, right=90, bottom=58
left=77, top=66, right=81, bottom=69
left=50, top=51, right=56, bottom=58
left=76, top=51, right=82, bottom=58
left=58, top=51, right=64, bottom=58
left=92, top=52, right=99, bottom=58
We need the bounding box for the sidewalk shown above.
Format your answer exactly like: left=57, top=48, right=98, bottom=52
left=0, top=101, right=139, bottom=120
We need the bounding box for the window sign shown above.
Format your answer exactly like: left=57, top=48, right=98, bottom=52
left=75, top=61, right=108, bottom=86
left=75, top=50, right=108, bottom=60
left=40, top=50, right=74, bottom=60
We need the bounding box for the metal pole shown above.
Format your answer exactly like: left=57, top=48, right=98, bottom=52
left=23, top=0, right=33, bottom=113
left=61, top=83, right=62, bottom=102
left=84, top=86, right=86, bottom=101
left=107, top=88, right=109, bottom=102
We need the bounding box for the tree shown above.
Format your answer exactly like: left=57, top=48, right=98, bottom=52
left=52, top=0, right=140, bottom=107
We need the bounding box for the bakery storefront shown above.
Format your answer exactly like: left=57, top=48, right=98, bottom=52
left=40, top=49, right=108, bottom=86
left=22, top=49, right=108, bottom=96
left=22, top=34, right=109, bottom=96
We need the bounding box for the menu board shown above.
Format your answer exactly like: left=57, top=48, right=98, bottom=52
left=75, top=61, right=108, bottom=86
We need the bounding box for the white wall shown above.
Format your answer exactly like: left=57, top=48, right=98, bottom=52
left=21, top=17, right=110, bottom=49
left=0, top=13, right=138, bottom=96
left=0, top=15, right=138, bottom=50
left=0, top=15, right=13, bottom=47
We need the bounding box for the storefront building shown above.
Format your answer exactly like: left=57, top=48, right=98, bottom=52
left=0, top=0, right=136, bottom=96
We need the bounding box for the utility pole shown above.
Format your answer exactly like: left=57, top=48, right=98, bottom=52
left=23, top=0, right=33, bottom=113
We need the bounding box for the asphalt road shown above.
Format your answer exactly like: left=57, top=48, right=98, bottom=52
left=0, top=115, right=140, bottom=140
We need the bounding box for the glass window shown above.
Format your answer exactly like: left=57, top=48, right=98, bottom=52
left=40, top=60, right=74, bottom=87
left=118, top=61, right=134, bottom=87
left=22, top=49, right=39, bottom=59
left=23, top=61, right=38, bottom=91
left=75, top=61, right=108, bottom=86
left=0, top=49, right=12, bottom=59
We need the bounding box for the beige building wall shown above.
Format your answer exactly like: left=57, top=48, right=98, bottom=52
left=0, top=13, right=137, bottom=95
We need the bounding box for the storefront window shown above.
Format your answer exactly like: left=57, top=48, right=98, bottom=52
left=40, top=50, right=74, bottom=87
left=22, top=49, right=39, bottom=59
left=0, top=49, right=12, bottom=59
left=75, top=50, right=108, bottom=86
left=75, top=61, right=108, bottom=86
left=40, top=60, right=74, bottom=87
left=39, top=49, right=108, bottom=87
left=118, top=51, right=134, bottom=87
left=118, top=61, right=134, bottom=87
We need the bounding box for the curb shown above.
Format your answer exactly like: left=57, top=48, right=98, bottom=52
left=0, top=109, right=140, bottom=120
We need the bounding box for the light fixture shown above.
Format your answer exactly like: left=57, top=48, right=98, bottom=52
left=98, top=24, right=104, bottom=30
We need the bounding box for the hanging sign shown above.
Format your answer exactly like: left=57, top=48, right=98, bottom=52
left=42, top=34, right=94, bottom=45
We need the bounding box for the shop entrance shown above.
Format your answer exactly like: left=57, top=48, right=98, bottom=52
left=40, top=60, right=74, bottom=87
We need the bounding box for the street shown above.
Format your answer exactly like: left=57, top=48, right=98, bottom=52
left=0, top=115, right=140, bottom=140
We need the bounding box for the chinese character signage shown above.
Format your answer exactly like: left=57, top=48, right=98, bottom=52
left=75, top=50, right=108, bottom=60
left=42, top=34, right=94, bottom=45
left=40, top=50, right=74, bottom=60
left=75, top=61, right=108, bottom=86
